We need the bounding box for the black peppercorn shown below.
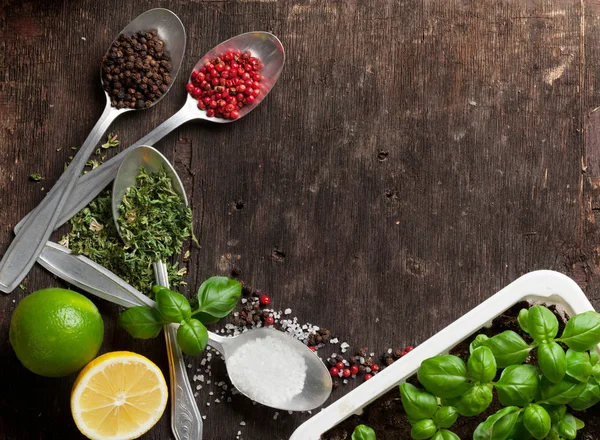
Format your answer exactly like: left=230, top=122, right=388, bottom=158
left=101, top=29, right=172, bottom=109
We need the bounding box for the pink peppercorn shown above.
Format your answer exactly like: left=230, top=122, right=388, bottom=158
left=259, top=295, right=271, bottom=305
left=364, top=374, right=373, bottom=381
left=330, top=367, right=339, bottom=377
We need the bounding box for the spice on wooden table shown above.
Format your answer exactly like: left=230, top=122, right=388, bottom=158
left=101, top=30, right=172, bottom=109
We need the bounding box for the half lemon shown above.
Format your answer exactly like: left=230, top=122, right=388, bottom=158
left=71, top=351, right=168, bottom=440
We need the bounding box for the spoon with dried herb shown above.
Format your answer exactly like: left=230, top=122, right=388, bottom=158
left=111, top=144, right=202, bottom=440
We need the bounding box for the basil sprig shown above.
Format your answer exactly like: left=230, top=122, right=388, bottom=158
left=119, top=277, right=242, bottom=355
left=351, top=424, right=376, bottom=440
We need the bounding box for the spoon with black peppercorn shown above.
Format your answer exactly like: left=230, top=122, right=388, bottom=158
left=0, top=8, right=186, bottom=293
left=15, top=32, right=285, bottom=236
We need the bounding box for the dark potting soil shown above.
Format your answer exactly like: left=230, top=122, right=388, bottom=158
left=321, top=302, right=600, bottom=440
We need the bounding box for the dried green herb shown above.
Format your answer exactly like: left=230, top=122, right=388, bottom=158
left=65, top=182, right=190, bottom=294
left=117, top=166, right=195, bottom=264
left=30, top=173, right=43, bottom=181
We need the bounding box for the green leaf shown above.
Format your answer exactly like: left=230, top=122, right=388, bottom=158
left=431, top=430, right=460, bottom=440
left=567, top=378, right=600, bottom=411
left=590, top=349, right=599, bottom=365
left=192, top=276, right=242, bottom=322
left=481, top=331, right=532, bottom=368
left=565, top=349, right=592, bottom=383
left=538, top=342, right=567, bottom=384
left=470, top=334, right=490, bottom=354
left=176, top=319, right=208, bottom=355
left=592, top=363, right=600, bottom=383
left=410, top=419, right=437, bottom=439
left=447, top=384, right=493, bottom=417
left=506, top=414, right=531, bottom=440
left=518, top=309, right=529, bottom=334
left=433, top=406, right=459, bottom=429
left=539, top=375, right=587, bottom=405
left=352, top=424, right=376, bottom=440
left=494, top=365, right=540, bottom=407
left=527, top=305, right=559, bottom=343
left=473, top=406, right=521, bottom=440
left=522, top=404, right=551, bottom=439
left=399, top=383, right=439, bottom=421
left=119, top=306, right=165, bottom=339
left=539, top=404, right=566, bottom=425
left=573, top=415, right=585, bottom=429
left=558, top=311, right=600, bottom=352
left=468, top=346, right=497, bottom=383
left=154, top=286, right=192, bottom=323
left=417, top=355, right=472, bottom=398
left=556, top=413, right=580, bottom=440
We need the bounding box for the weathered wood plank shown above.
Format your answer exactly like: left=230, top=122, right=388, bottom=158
left=1, top=0, right=598, bottom=438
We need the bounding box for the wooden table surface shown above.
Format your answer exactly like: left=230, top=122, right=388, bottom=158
left=3, top=0, right=600, bottom=439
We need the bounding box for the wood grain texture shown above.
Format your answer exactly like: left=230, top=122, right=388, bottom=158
left=1, top=0, right=600, bottom=438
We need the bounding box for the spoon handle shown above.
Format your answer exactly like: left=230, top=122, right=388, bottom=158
left=153, top=260, right=204, bottom=440
left=36, top=242, right=204, bottom=440
left=14, top=106, right=197, bottom=234
left=0, top=103, right=120, bottom=293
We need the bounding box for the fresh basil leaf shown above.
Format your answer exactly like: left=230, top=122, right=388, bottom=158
left=565, top=349, right=592, bottom=383
left=410, top=419, right=437, bottom=440
left=481, top=331, right=532, bottom=368
left=539, top=404, right=566, bottom=425
left=431, top=430, right=460, bottom=440
left=567, top=378, right=600, bottom=411
left=417, top=355, right=472, bottom=398
left=399, top=383, right=439, bottom=420
left=193, top=276, right=242, bottom=321
left=556, top=413, right=580, bottom=440
left=593, top=363, right=600, bottom=382
left=558, top=311, right=600, bottom=352
left=449, top=384, right=493, bottom=417
left=545, top=429, right=560, bottom=440
left=539, top=375, right=587, bottom=405
left=154, top=287, right=191, bottom=323
left=507, top=414, right=531, bottom=440
left=468, top=346, right=497, bottom=383
left=119, top=306, right=165, bottom=339
left=573, top=415, right=585, bottom=429
left=494, top=365, right=540, bottom=407
left=590, top=349, right=599, bottom=365
left=518, top=309, right=529, bottom=334
left=176, top=319, right=208, bottom=356
left=351, top=424, right=376, bottom=440
left=522, top=404, right=551, bottom=440
left=470, top=334, right=490, bottom=354
left=527, top=305, right=559, bottom=343
left=433, top=406, right=459, bottom=429
left=538, top=342, right=567, bottom=384
left=473, top=406, right=521, bottom=440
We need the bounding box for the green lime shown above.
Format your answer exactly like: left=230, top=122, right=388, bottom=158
left=9, top=288, right=104, bottom=377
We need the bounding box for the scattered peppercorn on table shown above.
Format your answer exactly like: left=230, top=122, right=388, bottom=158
left=2, top=1, right=600, bottom=439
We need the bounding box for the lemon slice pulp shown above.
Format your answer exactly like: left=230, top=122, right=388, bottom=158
left=71, top=351, right=168, bottom=440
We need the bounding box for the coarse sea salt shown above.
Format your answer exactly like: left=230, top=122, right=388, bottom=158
left=228, top=335, right=307, bottom=407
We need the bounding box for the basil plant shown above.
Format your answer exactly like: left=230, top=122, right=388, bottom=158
left=391, top=305, right=600, bottom=440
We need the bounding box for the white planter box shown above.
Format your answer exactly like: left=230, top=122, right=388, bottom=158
left=290, top=270, right=597, bottom=440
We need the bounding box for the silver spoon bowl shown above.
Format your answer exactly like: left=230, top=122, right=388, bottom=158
left=112, top=146, right=331, bottom=411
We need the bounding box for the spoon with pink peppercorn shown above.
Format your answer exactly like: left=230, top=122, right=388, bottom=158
left=14, top=31, right=286, bottom=237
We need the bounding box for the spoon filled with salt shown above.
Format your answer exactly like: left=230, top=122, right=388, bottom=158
left=0, top=8, right=186, bottom=293
left=111, top=145, right=332, bottom=412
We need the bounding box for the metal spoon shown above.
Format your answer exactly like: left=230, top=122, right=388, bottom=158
left=0, top=8, right=186, bottom=293
left=111, top=146, right=202, bottom=440
left=110, top=146, right=332, bottom=411
left=37, top=240, right=334, bottom=412
left=14, top=31, right=285, bottom=235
